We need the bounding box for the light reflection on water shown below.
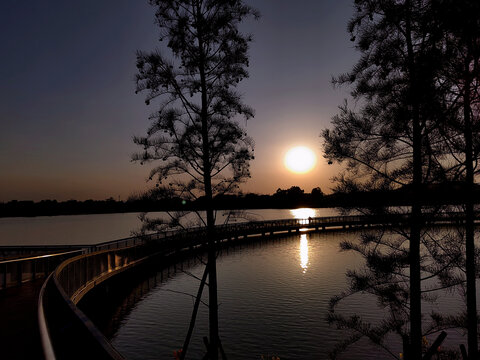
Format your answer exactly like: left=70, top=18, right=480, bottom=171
left=290, top=208, right=316, bottom=225
left=108, top=231, right=397, bottom=359
left=104, top=229, right=469, bottom=360
left=299, top=234, right=309, bottom=273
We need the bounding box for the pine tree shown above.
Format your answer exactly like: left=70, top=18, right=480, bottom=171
left=323, top=1, right=450, bottom=358
left=434, top=1, right=480, bottom=356
left=134, top=1, right=258, bottom=358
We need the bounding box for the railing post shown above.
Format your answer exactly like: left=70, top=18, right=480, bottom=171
left=84, top=256, right=88, bottom=285
left=1, top=264, right=6, bottom=290
left=17, top=260, right=22, bottom=285
left=32, top=259, right=36, bottom=281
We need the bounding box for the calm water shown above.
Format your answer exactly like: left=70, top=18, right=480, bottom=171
left=106, top=230, right=468, bottom=360
left=0, top=208, right=338, bottom=246
left=3, top=208, right=470, bottom=358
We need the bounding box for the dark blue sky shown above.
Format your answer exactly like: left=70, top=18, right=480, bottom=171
left=0, top=0, right=356, bottom=201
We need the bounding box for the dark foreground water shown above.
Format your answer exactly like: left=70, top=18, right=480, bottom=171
left=98, top=230, right=469, bottom=360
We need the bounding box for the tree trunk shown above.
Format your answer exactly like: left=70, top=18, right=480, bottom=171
left=180, top=264, right=209, bottom=360
left=410, top=100, right=422, bottom=359
left=410, top=203, right=422, bottom=360
left=197, top=2, right=220, bottom=356
left=405, top=1, right=422, bottom=357
left=206, top=206, right=219, bottom=360
left=201, top=68, right=220, bottom=360
left=463, top=44, right=477, bottom=360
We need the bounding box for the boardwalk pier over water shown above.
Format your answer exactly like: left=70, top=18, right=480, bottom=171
left=0, top=213, right=476, bottom=359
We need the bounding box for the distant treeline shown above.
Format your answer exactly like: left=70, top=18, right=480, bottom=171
left=1, top=183, right=479, bottom=217
left=0, top=187, right=321, bottom=217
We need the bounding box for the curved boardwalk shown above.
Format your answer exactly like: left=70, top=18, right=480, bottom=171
left=0, top=213, right=475, bottom=360
left=0, top=280, right=44, bottom=359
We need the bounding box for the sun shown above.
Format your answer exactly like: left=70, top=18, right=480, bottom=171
left=284, top=146, right=316, bottom=174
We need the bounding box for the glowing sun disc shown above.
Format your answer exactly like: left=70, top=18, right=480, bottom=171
left=284, top=146, right=316, bottom=174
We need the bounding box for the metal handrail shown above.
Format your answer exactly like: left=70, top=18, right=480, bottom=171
left=0, top=249, right=84, bottom=290
left=39, top=244, right=159, bottom=360
left=38, top=272, right=57, bottom=360
left=0, top=249, right=84, bottom=265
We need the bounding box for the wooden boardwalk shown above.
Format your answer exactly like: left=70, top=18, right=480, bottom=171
left=0, top=280, right=44, bottom=360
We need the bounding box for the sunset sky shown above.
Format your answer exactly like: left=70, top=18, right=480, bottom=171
left=0, top=0, right=356, bottom=202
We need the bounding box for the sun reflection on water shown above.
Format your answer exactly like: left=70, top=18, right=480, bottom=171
left=299, top=234, right=309, bottom=273
left=290, top=208, right=316, bottom=225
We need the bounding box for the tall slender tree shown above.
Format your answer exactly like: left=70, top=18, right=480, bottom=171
left=134, top=1, right=258, bottom=358
left=434, top=1, right=480, bottom=357
left=323, top=1, right=448, bottom=358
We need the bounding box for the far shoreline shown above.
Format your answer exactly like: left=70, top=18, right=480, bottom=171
left=1, top=183, right=478, bottom=218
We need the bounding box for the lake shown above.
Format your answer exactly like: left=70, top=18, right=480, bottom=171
left=83, top=227, right=468, bottom=360
left=2, top=208, right=470, bottom=358
left=0, top=208, right=339, bottom=246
